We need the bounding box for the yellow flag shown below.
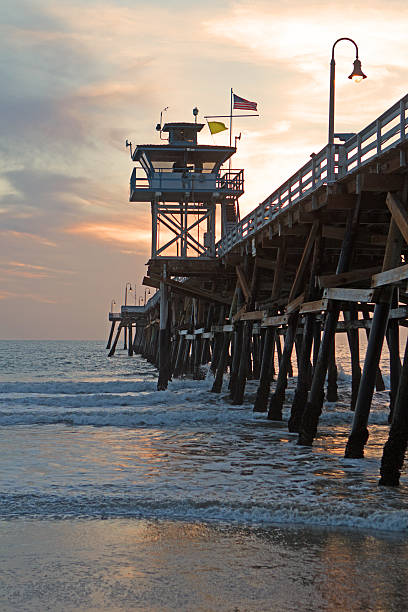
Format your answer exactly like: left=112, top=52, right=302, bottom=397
left=208, top=121, right=228, bottom=135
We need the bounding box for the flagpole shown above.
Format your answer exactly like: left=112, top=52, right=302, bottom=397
left=229, top=88, right=233, bottom=147
left=229, top=88, right=233, bottom=171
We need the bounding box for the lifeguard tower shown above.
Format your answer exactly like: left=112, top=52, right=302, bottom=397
left=129, top=117, right=244, bottom=277
left=128, top=113, right=244, bottom=390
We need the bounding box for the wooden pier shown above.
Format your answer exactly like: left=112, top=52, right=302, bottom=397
left=108, top=94, right=408, bottom=486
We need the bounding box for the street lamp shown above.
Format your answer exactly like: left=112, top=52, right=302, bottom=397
left=328, top=37, right=367, bottom=180
left=124, top=282, right=132, bottom=306
left=110, top=299, right=116, bottom=312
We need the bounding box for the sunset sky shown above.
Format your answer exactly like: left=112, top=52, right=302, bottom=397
left=1, top=0, right=407, bottom=339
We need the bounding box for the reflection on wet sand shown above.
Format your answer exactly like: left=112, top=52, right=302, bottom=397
left=1, top=519, right=407, bottom=612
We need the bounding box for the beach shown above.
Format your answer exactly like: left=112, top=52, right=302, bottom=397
left=2, top=519, right=408, bottom=611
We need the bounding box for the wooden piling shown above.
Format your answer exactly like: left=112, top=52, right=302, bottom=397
left=362, top=304, right=385, bottom=392
left=211, top=331, right=231, bottom=393
left=288, top=314, right=315, bottom=431
left=386, top=290, right=402, bottom=422
left=254, top=326, right=276, bottom=412
left=326, top=339, right=338, bottom=402
left=232, top=321, right=251, bottom=404
left=106, top=321, right=116, bottom=350
left=229, top=321, right=243, bottom=396
left=379, top=334, right=408, bottom=486
left=345, top=307, right=361, bottom=411
left=345, top=215, right=404, bottom=458
left=173, top=334, right=185, bottom=378
left=298, top=196, right=362, bottom=446
left=108, top=323, right=123, bottom=358
left=268, top=313, right=299, bottom=420
left=128, top=323, right=134, bottom=356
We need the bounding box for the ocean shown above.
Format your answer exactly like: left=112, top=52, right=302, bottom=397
left=0, top=339, right=407, bottom=611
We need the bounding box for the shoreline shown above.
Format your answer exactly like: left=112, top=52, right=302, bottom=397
left=1, top=518, right=407, bottom=612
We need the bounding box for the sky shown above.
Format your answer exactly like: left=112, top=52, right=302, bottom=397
left=0, top=0, right=407, bottom=340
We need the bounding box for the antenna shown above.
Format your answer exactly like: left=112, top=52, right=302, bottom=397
left=156, top=106, right=169, bottom=140
left=125, top=139, right=133, bottom=158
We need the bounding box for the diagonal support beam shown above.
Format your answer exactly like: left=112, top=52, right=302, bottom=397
left=235, top=265, right=251, bottom=302
left=288, top=220, right=320, bottom=303
left=386, top=192, right=408, bottom=245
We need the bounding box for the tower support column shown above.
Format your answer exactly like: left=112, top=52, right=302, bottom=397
left=158, top=279, right=171, bottom=390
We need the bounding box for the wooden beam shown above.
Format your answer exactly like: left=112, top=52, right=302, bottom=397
left=255, top=256, right=277, bottom=271
left=232, top=304, right=247, bottom=322
left=288, top=220, right=319, bottom=303
left=240, top=310, right=266, bottom=321
left=262, top=237, right=283, bottom=249
left=143, top=275, right=160, bottom=289
left=371, top=263, right=408, bottom=288
left=318, top=266, right=381, bottom=289
left=271, top=241, right=287, bottom=300
left=360, top=173, right=405, bottom=193
left=323, top=288, right=374, bottom=303
left=235, top=265, right=251, bottom=302
left=150, top=275, right=231, bottom=305
left=322, top=225, right=345, bottom=241
left=325, top=194, right=358, bottom=209
left=261, top=314, right=288, bottom=327
left=286, top=293, right=305, bottom=313
left=386, top=192, right=408, bottom=245
left=299, top=298, right=329, bottom=314
left=249, top=260, right=258, bottom=308
left=322, top=225, right=386, bottom=246
left=390, top=306, right=408, bottom=320
left=336, top=319, right=372, bottom=331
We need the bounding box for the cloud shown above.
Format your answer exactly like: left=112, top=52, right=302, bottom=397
left=0, top=230, right=57, bottom=247
left=66, top=221, right=151, bottom=248
left=0, top=289, right=58, bottom=304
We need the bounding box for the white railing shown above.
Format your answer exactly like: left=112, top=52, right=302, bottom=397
left=130, top=167, right=244, bottom=196
left=216, top=93, right=408, bottom=257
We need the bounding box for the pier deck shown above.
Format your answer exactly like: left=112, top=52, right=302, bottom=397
left=108, top=93, right=408, bottom=485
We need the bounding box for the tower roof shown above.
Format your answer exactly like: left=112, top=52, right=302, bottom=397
left=162, top=122, right=205, bottom=145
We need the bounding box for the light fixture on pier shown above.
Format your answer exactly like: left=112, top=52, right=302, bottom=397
left=348, top=58, right=367, bottom=83
left=124, top=282, right=132, bottom=306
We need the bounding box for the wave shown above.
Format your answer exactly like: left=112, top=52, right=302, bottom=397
left=1, top=492, right=407, bottom=533
left=0, top=379, right=161, bottom=395
left=0, top=401, right=249, bottom=428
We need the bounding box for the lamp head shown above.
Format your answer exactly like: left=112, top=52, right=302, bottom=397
left=348, top=58, right=367, bottom=83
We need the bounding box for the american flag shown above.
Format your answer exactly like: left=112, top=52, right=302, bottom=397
left=233, top=94, right=257, bottom=111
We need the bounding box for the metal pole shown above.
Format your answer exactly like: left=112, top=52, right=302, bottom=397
left=328, top=58, right=336, bottom=182
left=328, top=37, right=361, bottom=182
left=229, top=88, right=233, bottom=147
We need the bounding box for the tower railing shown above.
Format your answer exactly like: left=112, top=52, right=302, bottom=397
left=130, top=167, right=244, bottom=198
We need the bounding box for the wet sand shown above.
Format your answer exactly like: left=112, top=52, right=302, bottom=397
left=1, top=519, right=408, bottom=611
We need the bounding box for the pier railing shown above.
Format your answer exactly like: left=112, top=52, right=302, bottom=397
left=216, top=93, right=408, bottom=257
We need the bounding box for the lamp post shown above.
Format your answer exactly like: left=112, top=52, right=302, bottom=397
left=110, top=299, right=116, bottom=313
left=328, top=37, right=367, bottom=181
left=124, top=282, right=132, bottom=306
left=123, top=283, right=132, bottom=349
